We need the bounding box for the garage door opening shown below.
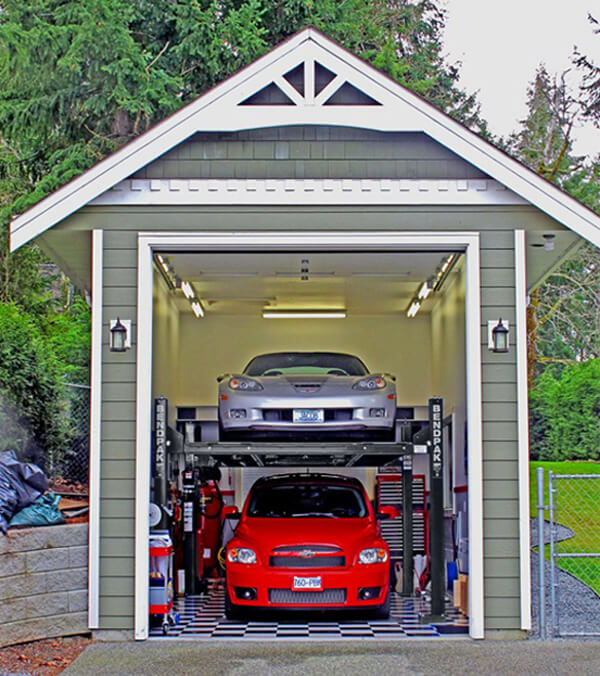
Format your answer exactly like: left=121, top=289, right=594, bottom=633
left=135, top=231, right=483, bottom=640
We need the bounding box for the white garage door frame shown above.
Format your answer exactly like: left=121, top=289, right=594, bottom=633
left=133, top=230, right=484, bottom=640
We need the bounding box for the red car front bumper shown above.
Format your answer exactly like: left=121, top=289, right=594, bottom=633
left=226, top=562, right=389, bottom=609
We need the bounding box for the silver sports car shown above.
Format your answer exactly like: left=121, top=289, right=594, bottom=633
left=217, top=352, right=396, bottom=440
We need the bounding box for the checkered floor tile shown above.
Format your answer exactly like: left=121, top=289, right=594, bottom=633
left=149, top=585, right=469, bottom=640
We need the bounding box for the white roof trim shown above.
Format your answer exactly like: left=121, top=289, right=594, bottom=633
left=89, top=177, right=527, bottom=207
left=10, top=27, right=600, bottom=251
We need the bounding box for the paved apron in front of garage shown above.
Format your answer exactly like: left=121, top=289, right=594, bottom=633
left=149, top=587, right=468, bottom=640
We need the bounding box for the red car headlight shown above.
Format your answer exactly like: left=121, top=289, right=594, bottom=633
left=358, top=547, right=388, bottom=564
left=228, top=547, right=257, bottom=564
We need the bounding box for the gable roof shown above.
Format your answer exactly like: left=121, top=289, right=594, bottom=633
left=10, top=27, right=600, bottom=251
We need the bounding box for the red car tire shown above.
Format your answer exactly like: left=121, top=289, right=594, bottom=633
left=225, top=586, right=241, bottom=620
left=373, top=589, right=390, bottom=619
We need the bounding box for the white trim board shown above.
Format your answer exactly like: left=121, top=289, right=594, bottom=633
left=133, top=230, right=485, bottom=640
left=515, top=230, right=532, bottom=631
left=88, top=230, right=103, bottom=629
left=9, top=28, right=600, bottom=251
left=90, top=178, right=526, bottom=207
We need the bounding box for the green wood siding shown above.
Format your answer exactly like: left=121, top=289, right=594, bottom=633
left=85, top=128, right=549, bottom=634
left=100, top=229, right=137, bottom=630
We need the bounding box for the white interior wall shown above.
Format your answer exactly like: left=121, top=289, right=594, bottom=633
left=430, top=259, right=467, bottom=499
left=175, top=313, right=433, bottom=408
left=152, top=273, right=180, bottom=425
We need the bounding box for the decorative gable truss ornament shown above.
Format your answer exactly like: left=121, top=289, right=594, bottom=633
left=238, top=59, right=381, bottom=107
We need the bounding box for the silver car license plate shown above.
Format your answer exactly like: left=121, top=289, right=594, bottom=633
left=293, top=576, right=322, bottom=590
left=293, top=409, right=324, bottom=423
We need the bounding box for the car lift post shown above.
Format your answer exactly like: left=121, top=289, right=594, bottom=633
left=401, top=455, right=413, bottom=596
left=153, top=396, right=170, bottom=530
left=420, top=396, right=446, bottom=622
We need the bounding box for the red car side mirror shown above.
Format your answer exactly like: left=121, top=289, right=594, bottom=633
left=223, top=505, right=241, bottom=519
left=376, top=505, right=397, bottom=520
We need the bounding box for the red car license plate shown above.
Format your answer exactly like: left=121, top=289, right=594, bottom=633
left=293, top=409, right=324, bottom=423
left=293, top=576, right=322, bottom=590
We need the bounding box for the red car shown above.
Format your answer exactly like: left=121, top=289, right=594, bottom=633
left=224, top=473, right=391, bottom=618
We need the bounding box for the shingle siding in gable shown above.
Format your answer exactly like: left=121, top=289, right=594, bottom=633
left=133, top=128, right=488, bottom=181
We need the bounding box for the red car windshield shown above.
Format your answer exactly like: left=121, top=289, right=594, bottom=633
left=247, top=483, right=368, bottom=518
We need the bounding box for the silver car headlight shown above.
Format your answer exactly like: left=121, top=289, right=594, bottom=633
left=358, top=547, right=388, bottom=564
left=353, top=376, right=387, bottom=390
left=228, top=377, right=263, bottom=391
left=227, top=547, right=257, bottom=564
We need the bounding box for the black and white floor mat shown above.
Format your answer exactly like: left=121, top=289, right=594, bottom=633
left=149, top=586, right=468, bottom=640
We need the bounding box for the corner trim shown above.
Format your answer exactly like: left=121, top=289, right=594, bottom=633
left=88, top=230, right=103, bottom=629
left=515, top=229, right=532, bottom=631
left=465, top=236, right=485, bottom=639
left=134, top=236, right=154, bottom=640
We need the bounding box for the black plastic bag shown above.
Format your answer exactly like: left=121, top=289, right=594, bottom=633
left=0, top=450, right=48, bottom=534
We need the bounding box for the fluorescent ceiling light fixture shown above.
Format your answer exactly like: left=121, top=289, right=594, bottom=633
left=154, top=254, right=177, bottom=289
left=262, top=309, right=346, bottom=319
left=406, top=299, right=421, bottom=318
left=191, top=301, right=205, bottom=318
left=181, top=280, right=195, bottom=299
left=418, top=281, right=432, bottom=300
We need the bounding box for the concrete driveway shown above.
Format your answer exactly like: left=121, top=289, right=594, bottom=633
left=63, top=639, right=600, bottom=675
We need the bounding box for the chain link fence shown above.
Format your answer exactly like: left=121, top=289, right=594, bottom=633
left=548, top=473, right=600, bottom=637
left=51, top=382, right=90, bottom=490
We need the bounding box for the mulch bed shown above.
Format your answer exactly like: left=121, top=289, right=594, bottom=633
left=0, top=635, right=92, bottom=675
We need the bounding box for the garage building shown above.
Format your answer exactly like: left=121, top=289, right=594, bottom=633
left=10, top=28, right=600, bottom=641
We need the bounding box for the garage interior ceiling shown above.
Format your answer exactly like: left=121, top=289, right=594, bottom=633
left=157, top=251, right=461, bottom=316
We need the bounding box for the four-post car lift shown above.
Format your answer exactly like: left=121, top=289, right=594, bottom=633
left=153, top=397, right=448, bottom=621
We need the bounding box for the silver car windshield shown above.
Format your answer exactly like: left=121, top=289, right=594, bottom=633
left=247, top=483, right=368, bottom=518
left=243, top=352, right=369, bottom=377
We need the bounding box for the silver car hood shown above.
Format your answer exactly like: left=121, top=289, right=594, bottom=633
left=253, top=374, right=359, bottom=393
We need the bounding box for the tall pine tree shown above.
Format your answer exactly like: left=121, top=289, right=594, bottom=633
left=1, top=1, right=486, bottom=307
left=509, top=66, right=600, bottom=381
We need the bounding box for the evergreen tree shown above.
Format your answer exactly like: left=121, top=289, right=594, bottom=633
left=508, top=65, right=600, bottom=382
left=0, top=0, right=486, bottom=310
left=574, top=14, right=600, bottom=127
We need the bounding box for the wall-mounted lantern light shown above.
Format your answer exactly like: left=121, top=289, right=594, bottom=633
left=110, top=318, right=131, bottom=352
left=488, top=318, right=509, bottom=353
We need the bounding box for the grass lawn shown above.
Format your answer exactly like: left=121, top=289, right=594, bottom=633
left=530, top=461, right=600, bottom=595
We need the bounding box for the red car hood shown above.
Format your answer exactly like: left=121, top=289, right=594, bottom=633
left=233, top=517, right=381, bottom=556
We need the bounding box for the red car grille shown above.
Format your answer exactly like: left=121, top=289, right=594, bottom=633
left=269, top=555, right=346, bottom=568
left=268, top=589, right=346, bottom=604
